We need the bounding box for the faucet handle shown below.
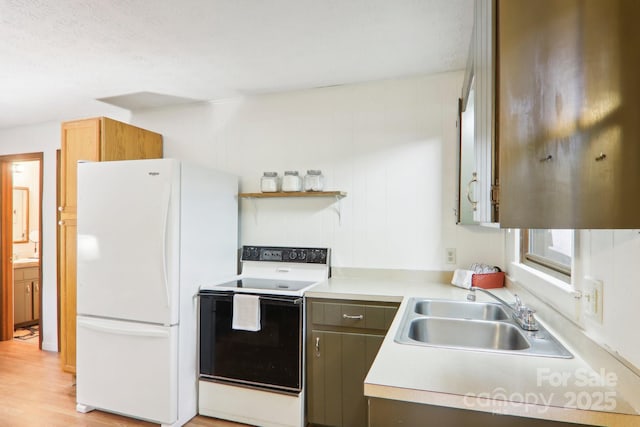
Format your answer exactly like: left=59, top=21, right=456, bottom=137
left=513, top=294, right=523, bottom=309
left=521, top=308, right=538, bottom=331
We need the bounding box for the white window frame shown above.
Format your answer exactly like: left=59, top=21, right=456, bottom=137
left=520, top=229, right=572, bottom=284
left=509, top=229, right=579, bottom=322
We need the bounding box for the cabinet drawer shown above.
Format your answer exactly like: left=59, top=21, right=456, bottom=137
left=23, top=267, right=39, bottom=280
left=14, top=266, right=39, bottom=281
left=311, top=302, right=397, bottom=330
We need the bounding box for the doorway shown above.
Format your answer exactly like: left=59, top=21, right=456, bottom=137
left=0, top=153, right=43, bottom=349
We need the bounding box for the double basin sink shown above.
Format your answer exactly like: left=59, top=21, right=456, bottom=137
left=394, top=298, right=572, bottom=358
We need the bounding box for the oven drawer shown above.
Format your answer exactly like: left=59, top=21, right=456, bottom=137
left=310, top=301, right=397, bottom=330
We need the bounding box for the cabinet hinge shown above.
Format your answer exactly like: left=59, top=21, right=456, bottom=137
left=491, top=184, right=500, bottom=205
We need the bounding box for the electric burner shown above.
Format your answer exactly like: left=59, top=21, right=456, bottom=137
left=212, top=277, right=315, bottom=292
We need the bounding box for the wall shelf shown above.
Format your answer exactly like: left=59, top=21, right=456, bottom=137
left=239, top=191, right=347, bottom=224
left=239, top=191, right=346, bottom=199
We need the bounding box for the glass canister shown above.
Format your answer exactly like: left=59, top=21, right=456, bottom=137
left=304, top=170, right=324, bottom=191
left=260, top=172, right=279, bottom=192
left=281, top=170, right=302, bottom=192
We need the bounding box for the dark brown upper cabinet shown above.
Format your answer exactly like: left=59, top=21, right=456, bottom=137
left=498, top=0, right=640, bottom=228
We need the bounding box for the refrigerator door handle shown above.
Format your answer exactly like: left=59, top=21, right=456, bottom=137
left=78, top=317, right=170, bottom=338
left=161, top=184, right=171, bottom=308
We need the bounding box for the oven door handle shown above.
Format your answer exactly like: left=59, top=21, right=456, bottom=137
left=198, top=291, right=302, bottom=305
left=259, top=295, right=303, bottom=305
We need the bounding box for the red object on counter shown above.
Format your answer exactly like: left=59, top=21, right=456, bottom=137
left=471, top=272, right=505, bottom=289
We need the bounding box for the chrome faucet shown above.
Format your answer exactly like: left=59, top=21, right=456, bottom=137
left=467, top=286, right=538, bottom=331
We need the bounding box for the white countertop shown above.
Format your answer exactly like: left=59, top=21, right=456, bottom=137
left=306, top=272, right=640, bottom=425
left=13, top=258, right=39, bottom=268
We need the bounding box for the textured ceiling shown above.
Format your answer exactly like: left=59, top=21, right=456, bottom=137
left=0, top=0, right=473, bottom=129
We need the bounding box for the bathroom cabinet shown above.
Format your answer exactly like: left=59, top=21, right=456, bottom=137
left=14, top=265, right=39, bottom=326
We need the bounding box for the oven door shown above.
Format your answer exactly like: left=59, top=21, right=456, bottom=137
left=199, top=291, right=303, bottom=394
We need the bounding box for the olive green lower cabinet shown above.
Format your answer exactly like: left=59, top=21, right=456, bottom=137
left=306, top=298, right=399, bottom=427
left=368, top=398, right=598, bottom=427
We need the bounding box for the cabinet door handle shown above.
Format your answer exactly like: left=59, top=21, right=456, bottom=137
left=26, top=284, right=31, bottom=294
left=58, top=220, right=65, bottom=226
left=343, top=314, right=364, bottom=320
left=58, top=206, right=63, bottom=212
left=466, top=172, right=478, bottom=211
left=315, top=336, right=321, bottom=357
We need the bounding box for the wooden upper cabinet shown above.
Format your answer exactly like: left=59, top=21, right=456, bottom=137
left=58, top=117, right=162, bottom=374
left=59, top=117, right=163, bottom=215
left=60, top=119, right=101, bottom=215
left=498, top=0, right=640, bottom=228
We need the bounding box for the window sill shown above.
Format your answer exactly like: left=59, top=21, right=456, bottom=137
left=509, top=262, right=579, bottom=322
left=515, top=262, right=574, bottom=293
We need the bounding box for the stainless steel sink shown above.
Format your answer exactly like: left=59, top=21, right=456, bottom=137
left=395, top=298, right=573, bottom=358
left=407, top=317, right=530, bottom=350
left=414, top=299, right=509, bottom=321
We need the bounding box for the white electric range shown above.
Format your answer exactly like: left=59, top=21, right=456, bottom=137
left=198, top=246, right=330, bottom=427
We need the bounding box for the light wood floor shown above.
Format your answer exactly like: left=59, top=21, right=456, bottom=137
left=0, top=339, right=250, bottom=427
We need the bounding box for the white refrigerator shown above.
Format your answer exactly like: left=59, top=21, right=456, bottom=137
left=75, top=159, right=238, bottom=427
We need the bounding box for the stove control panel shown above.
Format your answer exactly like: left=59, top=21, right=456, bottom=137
left=242, top=246, right=330, bottom=265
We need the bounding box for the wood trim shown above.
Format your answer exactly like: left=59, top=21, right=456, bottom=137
left=520, top=229, right=572, bottom=281
left=239, top=191, right=346, bottom=199
left=37, top=153, right=43, bottom=350
left=0, top=162, right=13, bottom=340
left=56, top=149, right=61, bottom=352
left=0, top=152, right=44, bottom=346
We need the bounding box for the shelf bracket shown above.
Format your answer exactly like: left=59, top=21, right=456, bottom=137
left=246, top=197, right=258, bottom=225
left=333, top=195, right=343, bottom=225
left=238, top=191, right=347, bottom=226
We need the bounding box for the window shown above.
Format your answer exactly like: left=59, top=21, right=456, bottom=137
left=521, top=229, right=573, bottom=280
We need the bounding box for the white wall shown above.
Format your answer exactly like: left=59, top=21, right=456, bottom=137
left=2, top=72, right=635, bottom=375
left=578, top=230, right=640, bottom=370
left=0, top=122, right=60, bottom=351
left=0, top=72, right=506, bottom=351
left=132, top=72, right=505, bottom=271
left=506, top=229, right=640, bottom=371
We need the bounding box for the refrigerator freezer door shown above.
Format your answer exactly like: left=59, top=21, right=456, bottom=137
left=76, top=316, right=180, bottom=424
left=77, top=159, right=180, bottom=325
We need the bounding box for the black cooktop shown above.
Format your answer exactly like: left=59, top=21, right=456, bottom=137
left=213, top=277, right=315, bottom=292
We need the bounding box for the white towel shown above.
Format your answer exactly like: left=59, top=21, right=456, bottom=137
left=232, top=294, right=261, bottom=332
left=451, top=269, right=474, bottom=289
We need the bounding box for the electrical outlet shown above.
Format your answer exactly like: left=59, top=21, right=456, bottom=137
left=445, top=248, right=456, bottom=264
left=583, top=277, right=604, bottom=324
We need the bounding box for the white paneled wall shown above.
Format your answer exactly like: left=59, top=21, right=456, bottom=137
left=579, top=230, right=640, bottom=370
left=132, top=73, right=506, bottom=271
left=0, top=73, right=507, bottom=350
left=506, top=228, right=640, bottom=370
